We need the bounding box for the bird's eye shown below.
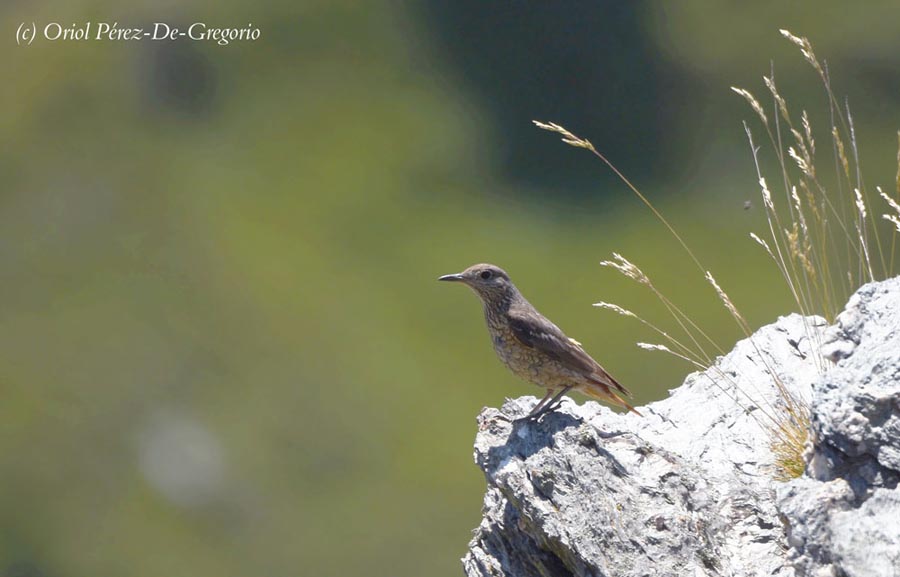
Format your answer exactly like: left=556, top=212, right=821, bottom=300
left=480, top=270, right=492, bottom=280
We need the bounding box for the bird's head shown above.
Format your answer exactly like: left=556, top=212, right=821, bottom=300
left=438, top=263, right=516, bottom=303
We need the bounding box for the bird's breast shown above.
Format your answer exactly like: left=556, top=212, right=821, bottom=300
left=486, top=324, right=539, bottom=381
left=489, top=328, right=510, bottom=360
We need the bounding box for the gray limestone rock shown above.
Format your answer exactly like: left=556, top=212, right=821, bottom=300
left=777, top=278, right=900, bottom=577
left=463, top=277, right=900, bottom=577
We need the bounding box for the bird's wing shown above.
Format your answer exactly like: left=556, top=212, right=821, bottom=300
left=508, top=307, right=632, bottom=397
left=507, top=308, right=599, bottom=375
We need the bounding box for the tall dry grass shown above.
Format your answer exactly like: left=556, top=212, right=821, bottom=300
left=535, top=30, right=900, bottom=480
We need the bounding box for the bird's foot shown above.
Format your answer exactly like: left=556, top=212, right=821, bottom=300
left=519, top=400, right=564, bottom=423
left=492, top=409, right=549, bottom=424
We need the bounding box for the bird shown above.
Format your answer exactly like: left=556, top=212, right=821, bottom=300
left=439, top=263, right=640, bottom=419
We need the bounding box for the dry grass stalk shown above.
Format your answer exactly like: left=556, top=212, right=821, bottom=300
left=533, top=30, right=899, bottom=482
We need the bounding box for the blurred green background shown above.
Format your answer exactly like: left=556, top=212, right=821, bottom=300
left=4, top=2, right=900, bottom=576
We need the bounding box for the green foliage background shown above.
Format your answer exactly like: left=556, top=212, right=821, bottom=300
left=3, top=2, right=900, bottom=576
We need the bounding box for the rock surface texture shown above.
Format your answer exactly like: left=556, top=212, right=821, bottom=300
left=463, top=277, right=900, bottom=577
left=779, top=278, right=900, bottom=577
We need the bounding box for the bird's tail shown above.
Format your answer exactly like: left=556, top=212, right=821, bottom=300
left=581, top=378, right=643, bottom=416
left=588, top=366, right=632, bottom=398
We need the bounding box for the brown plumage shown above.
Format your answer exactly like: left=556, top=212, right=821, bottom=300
left=439, top=263, right=641, bottom=419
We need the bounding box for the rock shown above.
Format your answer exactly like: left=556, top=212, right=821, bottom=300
left=463, top=277, right=900, bottom=577
left=777, top=277, right=900, bottom=577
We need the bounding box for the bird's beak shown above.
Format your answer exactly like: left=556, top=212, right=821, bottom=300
left=438, top=273, right=465, bottom=282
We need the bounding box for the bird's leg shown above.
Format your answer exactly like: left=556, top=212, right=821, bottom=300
left=523, top=390, right=555, bottom=419
left=526, top=386, right=574, bottom=421
left=544, top=385, right=573, bottom=412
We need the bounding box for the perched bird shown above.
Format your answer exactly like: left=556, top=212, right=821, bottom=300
left=439, top=263, right=640, bottom=419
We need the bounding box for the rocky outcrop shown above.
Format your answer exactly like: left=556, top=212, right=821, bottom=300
left=463, top=277, right=900, bottom=577
left=778, top=279, right=900, bottom=577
